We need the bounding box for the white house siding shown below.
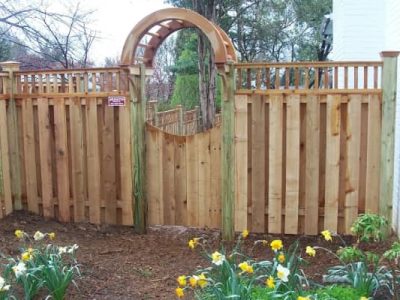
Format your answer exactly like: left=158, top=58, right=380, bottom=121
left=332, top=0, right=400, bottom=233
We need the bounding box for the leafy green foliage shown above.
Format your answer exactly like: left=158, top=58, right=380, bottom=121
left=337, top=246, right=365, bottom=263
left=171, top=74, right=199, bottom=109
left=312, top=285, right=366, bottom=300
left=384, top=242, right=400, bottom=261
left=351, top=213, right=389, bottom=242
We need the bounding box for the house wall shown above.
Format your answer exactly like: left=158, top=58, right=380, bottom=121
left=332, top=0, right=400, bottom=233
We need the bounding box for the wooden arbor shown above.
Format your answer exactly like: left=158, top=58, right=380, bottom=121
left=121, top=8, right=237, bottom=239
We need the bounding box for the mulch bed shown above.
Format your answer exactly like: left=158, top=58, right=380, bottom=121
left=0, top=211, right=396, bottom=299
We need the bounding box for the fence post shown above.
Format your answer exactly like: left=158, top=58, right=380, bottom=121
left=379, top=51, right=400, bottom=224
left=220, top=62, right=235, bottom=241
left=129, top=63, right=151, bottom=233
left=0, top=61, right=22, bottom=211
left=177, top=105, right=184, bottom=135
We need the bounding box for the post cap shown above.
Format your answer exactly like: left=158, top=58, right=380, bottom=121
left=0, top=61, right=21, bottom=71
left=380, top=51, right=400, bottom=58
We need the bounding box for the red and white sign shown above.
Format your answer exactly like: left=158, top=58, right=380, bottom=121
left=108, top=96, right=126, bottom=107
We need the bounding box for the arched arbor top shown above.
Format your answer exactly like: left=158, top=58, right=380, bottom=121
left=120, top=8, right=236, bottom=68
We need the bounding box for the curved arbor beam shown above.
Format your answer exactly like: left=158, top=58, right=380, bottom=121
left=121, top=8, right=237, bottom=240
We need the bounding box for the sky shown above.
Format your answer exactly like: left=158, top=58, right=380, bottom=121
left=80, top=0, right=171, bottom=65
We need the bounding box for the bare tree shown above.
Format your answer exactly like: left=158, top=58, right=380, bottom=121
left=0, top=0, right=97, bottom=69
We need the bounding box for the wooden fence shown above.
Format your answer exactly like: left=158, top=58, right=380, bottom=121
left=0, top=57, right=397, bottom=236
left=234, top=61, right=383, bottom=235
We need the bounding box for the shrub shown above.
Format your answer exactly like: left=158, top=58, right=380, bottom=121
left=351, top=213, right=389, bottom=242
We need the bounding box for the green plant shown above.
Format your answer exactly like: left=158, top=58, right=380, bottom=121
left=312, top=285, right=365, bottom=299
left=351, top=213, right=389, bottom=242
left=1, top=230, right=80, bottom=300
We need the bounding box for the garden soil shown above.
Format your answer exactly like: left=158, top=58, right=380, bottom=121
left=0, top=211, right=395, bottom=299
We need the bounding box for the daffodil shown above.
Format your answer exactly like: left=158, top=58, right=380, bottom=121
left=33, top=231, right=45, bottom=241
left=198, top=273, right=207, bottom=288
left=211, top=251, right=225, bottom=266
left=12, top=261, right=26, bottom=278
left=67, top=244, right=79, bottom=254
left=270, top=239, right=283, bottom=251
left=261, top=240, right=268, bottom=246
left=297, top=296, right=310, bottom=300
left=238, top=261, right=253, bottom=273
left=241, top=229, right=249, bottom=238
left=306, top=246, right=316, bottom=257
left=277, top=264, right=290, bottom=282
left=321, top=230, right=332, bottom=241
left=48, top=232, right=56, bottom=240
left=188, top=238, right=200, bottom=249
left=14, top=229, right=24, bottom=239
left=266, top=276, right=275, bottom=289
left=21, top=251, right=32, bottom=261
left=189, top=275, right=198, bottom=288
left=175, top=287, right=184, bottom=298
left=177, top=275, right=186, bottom=287
left=58, top=246, right=68, bottom=255
left=278, top=252, right=285, bottom=263
left=0, top=276, right=10, bottom=292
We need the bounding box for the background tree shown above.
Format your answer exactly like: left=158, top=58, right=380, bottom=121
left=0, top=0, right=96, bottom=69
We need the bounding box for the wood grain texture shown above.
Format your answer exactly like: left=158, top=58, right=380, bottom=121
left=0, top=100, right=12, bottom=215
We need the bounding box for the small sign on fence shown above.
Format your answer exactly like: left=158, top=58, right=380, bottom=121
left=108, top=96, right=126, bottom=107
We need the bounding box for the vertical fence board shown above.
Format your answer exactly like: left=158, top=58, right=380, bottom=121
left=162, top=134, right=175, bottom=224
left=235, top=95, right=248, bottom=231
left=268, top=95, right=283, bottom=233
left=198, top=132, right=211, bottom=227
left=119, top=103, right=133, bottom=225
left=0, top=100, right=12, bottom=215
left=324, top=95, right=341, bottom=232
left=186, top=135, right=198, bottom=226
left=344, top=95, right=361, bottom=233
left=210, top=126, right=221, bottom=228
left=285, top=94, right=300, bottom=234
left=174, top=136, right=187, bottom=225
left=365, top=95, right=381, bottom=213
left=87, top=98, right=101, bottom=224
left=305, top=95, right=320, bottom=235
left=54, top=99, right=70, bottom=222
left=38, top=98, right=53, bottom=218
left=70, top=98, right=85, bottom=222
left=251, top=95, right=266, bottom=232
left=146, top=127, right=159, bottom=225
left=102, top=105, right=117, bottom=224
left=22, top=98, right=39, bottom=214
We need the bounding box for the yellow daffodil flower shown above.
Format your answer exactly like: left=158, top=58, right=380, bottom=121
left=297, top=296, right=310, bottom=300
left=211, top=251, right=225, bottom=266
left=189, top=276, right=198, bottom=288
left=238, top=261, right=254, bottom=274
left=14, top=229, right=24, bottom=239
left=278, top=252, right=285, bottom=263
left=188, top=238, right=200, bottom=249
left=266, top=276, right=275, bottom=288
left=270, top=240, right=283, bottom=251
left=175, top=287, right=184, bottom=298
left=306, top=246, right=316, bottom=257
left=321, top=230, right=332, bottom=241
left=48, top=232, right=56, bottom=240
left=21, top=251, right=32, bottom=262
left=198, top=273, right=207, bottom=288
left=177, top=275, right=186, bottom=287
left=241, top=229, right=249, bottom=238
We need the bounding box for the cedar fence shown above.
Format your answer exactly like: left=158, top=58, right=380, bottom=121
left=0, top=53, right=398, bottom=236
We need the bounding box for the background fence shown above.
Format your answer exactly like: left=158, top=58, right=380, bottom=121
left=0, top=59, right=390, bottom=235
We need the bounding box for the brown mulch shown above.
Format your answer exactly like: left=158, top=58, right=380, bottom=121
left=0, top=211, right=396, bottom=299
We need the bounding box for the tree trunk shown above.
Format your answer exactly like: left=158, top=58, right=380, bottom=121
left=193, top=0, right=217, bottom=130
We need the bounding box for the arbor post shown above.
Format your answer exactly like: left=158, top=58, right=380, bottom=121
left=220, top=62, right=235, bottom=241
left=0, top=61, right=22, bottom=211
left=379, top=51, right=400, bottom=224
left=129, top=63, right=152, bottom=233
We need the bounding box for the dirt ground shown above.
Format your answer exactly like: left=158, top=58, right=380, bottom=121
left=0, top=211, right=395, bottom=299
